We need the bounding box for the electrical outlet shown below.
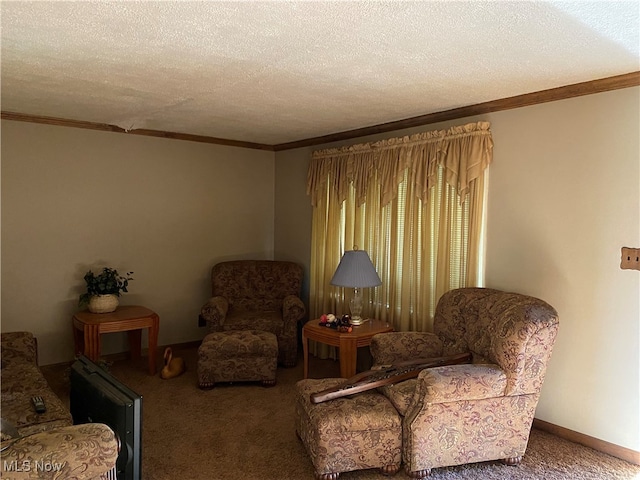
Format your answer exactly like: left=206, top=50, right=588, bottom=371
left=620, top=247, right=640, bottom=271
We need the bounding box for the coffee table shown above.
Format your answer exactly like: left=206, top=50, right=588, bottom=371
left=302, top=318, right=393, bottom=379
left=72, top=305, right=160, bottom=375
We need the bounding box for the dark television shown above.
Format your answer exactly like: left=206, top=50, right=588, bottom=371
left=70, top=355, right=142, bottom=480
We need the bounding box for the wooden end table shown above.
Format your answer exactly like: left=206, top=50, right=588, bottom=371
left=72, top=305, right=160, bottom=375
left=302, top=318, right=394, bottom=379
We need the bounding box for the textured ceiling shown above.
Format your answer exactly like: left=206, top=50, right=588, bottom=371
left=1, top=1, right=639, bottom=146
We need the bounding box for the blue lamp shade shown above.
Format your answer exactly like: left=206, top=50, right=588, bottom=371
left=330, top=250, right=382, bottom=288
left=330, top=249, right=381, bottom=325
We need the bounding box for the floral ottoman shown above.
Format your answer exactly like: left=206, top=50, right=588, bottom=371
left=197, top=330, right=278, bottom=388
left=295, top=378, right=402, bottom=480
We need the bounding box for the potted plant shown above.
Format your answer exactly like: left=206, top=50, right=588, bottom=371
left=79, top=267, right=134, bottom=313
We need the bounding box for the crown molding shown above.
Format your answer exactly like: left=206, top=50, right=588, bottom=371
left=272, top=71, right=640, bottom=150
left=2, top=71, right=638, bottom=152
left=0, top=112, right=275, bottom=151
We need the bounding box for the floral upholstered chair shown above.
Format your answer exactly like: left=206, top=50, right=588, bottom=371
left=369, top=287, right=559, bottom=479
left=199, top=260, right=306, bottom=367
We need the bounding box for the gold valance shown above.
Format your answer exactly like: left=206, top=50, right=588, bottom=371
left=307, top=121, right=493, bottom=207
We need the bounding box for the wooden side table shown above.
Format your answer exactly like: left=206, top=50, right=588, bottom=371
left=72, top=305, right=160, bottom=375
left=302, top=318, right=393, bottom=379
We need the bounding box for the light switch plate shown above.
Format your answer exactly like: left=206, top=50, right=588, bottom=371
left=621, top=247, right=640, bottom=271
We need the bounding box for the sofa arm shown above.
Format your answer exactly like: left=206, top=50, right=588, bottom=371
left=370, top=332, right=444, bottom=365
left=200, top=296, right=229, bottom=331
left=1, top=332, right=38, bottom=367
left=0, top=423, right=118, bottom=480
left=416, top=364, right=507, bottom=404
left=283, top=295, right=305, bottom=324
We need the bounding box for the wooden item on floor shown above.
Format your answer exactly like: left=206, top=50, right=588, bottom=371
left=72, top=305, right=160, bottom=375
left=310, top=352, right=472, bottom=403
left=160, top=347, right=186, bottom=379
left=302, top=318, right=394, bottom=379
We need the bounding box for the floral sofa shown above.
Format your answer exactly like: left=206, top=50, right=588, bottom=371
left=200, top=260, right=306, bottom=367
left=1, top=331, right=119, bottom=480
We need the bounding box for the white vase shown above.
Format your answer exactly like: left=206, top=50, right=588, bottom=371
left=88, top=294, right=119, bottom=314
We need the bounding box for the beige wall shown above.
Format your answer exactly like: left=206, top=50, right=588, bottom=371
left=1, top=120, right=275, bottom=365
left=2, top=86, right=638, bottom=452
left=274, top=86, right=640, bottom=452
left=485, top=88, right=640, bottom=453
left=273, top=148, right=313, bottom=314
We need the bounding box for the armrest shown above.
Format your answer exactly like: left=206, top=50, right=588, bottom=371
left=283, top=295, right=305, bottom=323
left=0, top=423, right=118, bottom=480
left=370, top=331, right=444, bottom=365
left=282, top=295, right=305, bottom=339
left=416, top=363, right=507, bottom=403
left=0, top=332, right=38, bottom=366
left=200, top=296, right=229, bottom=330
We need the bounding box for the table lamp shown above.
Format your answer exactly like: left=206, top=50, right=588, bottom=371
left=330, top=247, right=382, bottom=325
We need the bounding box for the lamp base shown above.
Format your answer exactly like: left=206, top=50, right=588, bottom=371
left=349, top=288, right=365, bottom=326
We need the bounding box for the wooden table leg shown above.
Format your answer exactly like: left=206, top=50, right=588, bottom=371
left=339, top=336, right=358, bottom=378
left=128, top=329, right=142, bottom=360
left=148, top=315, right=159, bottom=375
left=83, top=324, right=100, bottom=362
left=302, top=330, right=309, bottom=379
left=73, top=324, right=84, bottom=357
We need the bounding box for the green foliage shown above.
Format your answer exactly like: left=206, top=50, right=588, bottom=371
left=78, top=267, right=134, bottom=307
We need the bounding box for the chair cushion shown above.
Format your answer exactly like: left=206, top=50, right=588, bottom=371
left=222, top=310, right=283, bottom=335
left=296, top=378, right=402, bottom=433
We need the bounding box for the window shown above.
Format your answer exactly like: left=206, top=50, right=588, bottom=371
left=308, top=122, right=492, bottom=332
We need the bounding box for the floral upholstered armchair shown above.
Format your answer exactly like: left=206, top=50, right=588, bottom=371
left=369, top=288, right=559, bottom=479
left=199, top=260, right=306, bottom=367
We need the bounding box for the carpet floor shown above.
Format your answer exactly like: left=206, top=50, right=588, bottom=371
left=43, top=345, right=640, bottom=480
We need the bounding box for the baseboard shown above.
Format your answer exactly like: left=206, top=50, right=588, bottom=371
left=42, top=340, right=203, bottom=368
left=107, top=340, right=203, bottom=362
left=151, top=340, right=203, bottom=353
left=533, top=418, right=640, bottom=465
